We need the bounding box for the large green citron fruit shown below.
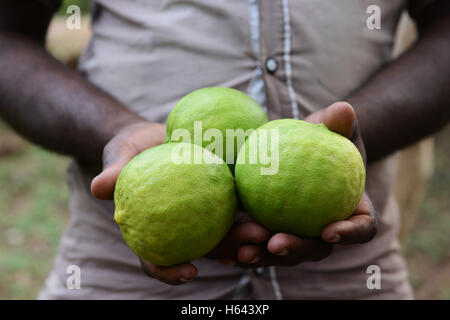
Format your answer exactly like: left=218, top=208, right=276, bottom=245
left=114, top=142, right=236, bottom=266
left=166, top=87, right=268, bottom=168
left=235, top=119, right=365, bottom=237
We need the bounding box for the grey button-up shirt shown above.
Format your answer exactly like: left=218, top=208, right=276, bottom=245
left=39, top=0, right=435, bottom=299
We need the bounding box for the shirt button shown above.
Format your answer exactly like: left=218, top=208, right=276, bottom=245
left=253, top=267, right=265, bottom=277
left=265, top=58, right=278, bottom=74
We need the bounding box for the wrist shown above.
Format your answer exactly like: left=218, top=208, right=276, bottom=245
left=81, top=112, right=150, bottom=170
left=108, top=112, right=149, bottom=138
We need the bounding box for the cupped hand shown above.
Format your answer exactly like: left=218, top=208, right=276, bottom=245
left=91, top=121, right=199, bottom=285
left=91, top=121, right=166, bottom=200
left=91, top=103, right=377, bottom=280
left=305, top=102, right=377, bottom=245
left=207, top=211, right=333, bottom=268
left=216, top=102, right=377, bottom=268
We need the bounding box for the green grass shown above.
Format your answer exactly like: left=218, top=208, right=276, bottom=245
left=0, top=122, right=69, bottom=299
left=405, top=124, right=450, bottom=299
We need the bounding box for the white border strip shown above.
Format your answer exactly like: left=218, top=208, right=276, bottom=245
left=282, top=0, right=299, bottom=120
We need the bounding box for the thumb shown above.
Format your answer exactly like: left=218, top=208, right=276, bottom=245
left=91, top=141, right=139, bottom=200
left=308, top=102, right=355, bottom=139
left=91, top=122, right=166, bottom=200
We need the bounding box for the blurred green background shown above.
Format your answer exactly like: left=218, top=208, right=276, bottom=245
left=0, top=1, right=449, bottom=300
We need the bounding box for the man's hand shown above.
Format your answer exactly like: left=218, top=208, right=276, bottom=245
left=305, top=102, right=377, bottom=245
left=209, top=102, right=377, bottom=268
left=91, top=103, right=376, bottom=283
left=91, top=121, right=201, bottom=285
left=206, top=210, right=333, bottom=267
left=91, top=121, right=165, bottom=200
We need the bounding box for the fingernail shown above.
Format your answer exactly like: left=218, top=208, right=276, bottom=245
left=180, top=277, right=193, bottom=283
left=249, top=256, right=260, bottom=264
left=276, top=248, right=289, bottom=256
left=328, top=234, right=341, bottom=243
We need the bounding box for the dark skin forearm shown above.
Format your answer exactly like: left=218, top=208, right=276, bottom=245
left=349, top=2, right=450, bottom=164
left=0, top=2, right=146, bottom=166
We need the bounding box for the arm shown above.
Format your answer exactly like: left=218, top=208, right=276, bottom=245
left=0, top=1, right=189, bottom=284
left=349, top=1, right=450, bottom=163
left=0, top=1, right=148, bottom=166
left=219, top=2, right=450, bottom=268
left=91, top=2, right=449, bottom=272
left=0, top=1, right=269, bottom=285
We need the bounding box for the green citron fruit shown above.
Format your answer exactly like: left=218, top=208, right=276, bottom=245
left=114, top=142, right=236, bottom=266
left=235, top=119, right=365, bottom=237
left=166, top=87, right=268, bottom=168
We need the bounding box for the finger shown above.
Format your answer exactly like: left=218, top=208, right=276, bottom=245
left=305, top=102, right=366, bottom=163
left=206, top=221, right=270, bottom=259
left=322, top=196, right=377, bottom=245
left=235, top=237, right=332, bottom=268
left=267, top=233, right=333, bottom=262
left=227, top=222, right=271, bottom=245
left=91, top=139, right=140, bottom=200
left=236, top=244, right=265, bottom=264
left=306, top=102, right=355, bottom=139
left=234, top=209, right=252, bottom=223
left=140, top=260, right=198, bottom=286
left=321, top=215, right=376, bottom=245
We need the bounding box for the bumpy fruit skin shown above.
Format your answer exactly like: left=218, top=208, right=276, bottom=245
left=235, top=119, right=366, bottom=237
left=114, top=142, right=236, bottom=266
left=166, top=87, right=268, bottom=167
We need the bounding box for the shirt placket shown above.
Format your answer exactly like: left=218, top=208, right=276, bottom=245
left=259, top=0, right=301, bottom=120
